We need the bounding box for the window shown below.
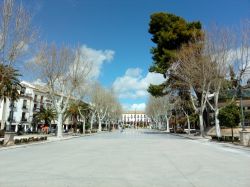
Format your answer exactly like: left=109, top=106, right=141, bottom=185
left=33, top=104, right=37, bottom=111
left=34, top=95, right=37, bottom=102
left=8, top=111, right=14, bottom=122
left=23, top=100, right=27, bottom=109
left=21, top=112, right=27, bottom=121
left=20, top=87, right=26, bottom=95
left=40, top=96, right=44, bottom=103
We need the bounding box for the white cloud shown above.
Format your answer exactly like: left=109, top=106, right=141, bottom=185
left=122, top=103, right=146, bottom=111
left=80, top=45, right=115, bottom=79
left=112, top=68, right=165, bottom=99
left=32, top=79, right=46, bottom=86
left=130, top=103, right=146, bottom=110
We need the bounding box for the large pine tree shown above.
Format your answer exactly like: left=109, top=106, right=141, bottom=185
left=148, top=12, right=203, bottom=96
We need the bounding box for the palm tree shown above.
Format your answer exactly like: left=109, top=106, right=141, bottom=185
left=64, top=101, right=91, bottom=133
left=64, top=102, right=80, bottom=133
left=78, top=101, right=91, bottom=134
left=0, top=64, right=21, bottom=130
left=34, top=107, right=57, bottom=131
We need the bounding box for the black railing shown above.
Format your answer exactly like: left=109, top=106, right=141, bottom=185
left=21, top=118, right=28, bottom=122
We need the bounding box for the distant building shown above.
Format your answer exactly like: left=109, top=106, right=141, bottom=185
left=122, top=111, right=151, bottom=127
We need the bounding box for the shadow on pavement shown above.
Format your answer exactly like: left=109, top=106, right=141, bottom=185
left=142, top=131, right=169, bottom=135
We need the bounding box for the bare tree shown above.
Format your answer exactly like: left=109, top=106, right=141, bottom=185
left=90, top=83, right=111, bottom=132
left=146, top=96, right=161, bottom=129
left=204, top=26, right=234, bottom=138
left=0, top=0, right=35, bottom=66
left=176, top=42, right=215, bottom=137
left=105, top=92, right=122, bottom=129
left=234, top=20, right=250, bottom=84
left=0, top=0, right=35, bottom=129
left=146, top=95, right=172, bottom=130
left=32, top=44, right=92, bottom=138
left=173, top=95, right=193, bottom=135
left=159, top=95, right=173, bottom=132
left=231, top=20, right=250, bottom=130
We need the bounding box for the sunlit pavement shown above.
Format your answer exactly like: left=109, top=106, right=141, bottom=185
left=0, top=129, right=250, bottom=187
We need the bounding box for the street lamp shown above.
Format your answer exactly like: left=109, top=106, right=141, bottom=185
left=4, top=84, right=20, bottom=146
left=7, top=100, right=15, bottom=132
left=6, top=84, right=20, bottom=132
left=238, top=79, right=246, bottom=131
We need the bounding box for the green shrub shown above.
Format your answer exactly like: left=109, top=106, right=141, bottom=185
left=28, top=137, right=34, bottom=142
left=91, top=129, right=97, bottom=133
left=14, top=139, right=20, bottom=144
left=218, top=102, right=240, bottom=142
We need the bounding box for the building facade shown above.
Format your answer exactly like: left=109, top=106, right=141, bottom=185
left=122, top=111, right=151, bottom=127
left=0, top=81, right=76, bottom=132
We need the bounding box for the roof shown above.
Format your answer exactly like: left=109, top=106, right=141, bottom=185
left=123, top=111, right=145, bottom=114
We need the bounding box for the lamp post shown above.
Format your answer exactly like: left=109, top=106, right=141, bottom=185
left=7, top=100, right=15, bottom=132
left=4, top=84, right=19, bottom=146
left=239, top=82, right=246, bottom=131
left=240, top=87, right=246, bottom=131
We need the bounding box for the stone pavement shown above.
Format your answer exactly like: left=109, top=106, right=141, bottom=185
left=0, top=129, right=250, bottom=187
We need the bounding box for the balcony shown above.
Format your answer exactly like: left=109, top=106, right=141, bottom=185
left=21, top=118, right=28, bottom=122
left=7, top=117, right=16, bottom=123
left=21, top=92, right=32, bottom=98
left=22, top=105, right=28, bottom=110
left=33, top=107, right=40, bottom=112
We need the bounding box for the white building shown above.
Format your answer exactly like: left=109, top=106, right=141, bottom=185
left=122, top=111, right=151, bottom=127
left=0, top=81, right=76, bottom=132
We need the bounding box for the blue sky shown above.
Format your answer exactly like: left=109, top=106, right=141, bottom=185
left=22, top=0, right=250, bottom=111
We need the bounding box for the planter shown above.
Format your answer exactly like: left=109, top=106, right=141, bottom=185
left=240, top=131, right=250, bottom=146
left=3, top=132, right=16, bottom=146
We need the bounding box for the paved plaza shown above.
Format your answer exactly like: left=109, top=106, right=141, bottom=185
left=0, top=129, right=250, bottom=187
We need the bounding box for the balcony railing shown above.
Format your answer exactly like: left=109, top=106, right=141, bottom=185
left=21, top=118, right=28, bottom=122
left=7, top=117, right=16, bottom=123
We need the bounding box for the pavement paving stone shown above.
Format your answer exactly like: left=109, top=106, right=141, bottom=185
left=0, top=129, right=250, bottom=187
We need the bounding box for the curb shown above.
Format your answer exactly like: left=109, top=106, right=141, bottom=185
left=0, top=131, right=110, bottom=151
left=169, top=133, right=211, bottom=141
left=170, top=132, right=250, bottom=152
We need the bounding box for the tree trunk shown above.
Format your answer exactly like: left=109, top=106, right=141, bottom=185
left=199, top=113, right=205, bottom=137
left=73, top=116, right=77, bottom=133
left=158, top=121, right=162, bottom=130
left=165, top=116, right=170, bottom=133
left=215, top=109, right=221, bottom=138
left=57, top=113, right=63, bottom=138
left=82, top=118, right=86, bottom=134
left=1, top=99, right=7, bottom=130
left=90, top=112, right=95, bottom=131
left=186, top=114, right=190, bottom=135
left=105, top=121, right=108, bottom=130
left=98, top=115, right=102, bottom=132
left=231, top=126, right=234, bottom=143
